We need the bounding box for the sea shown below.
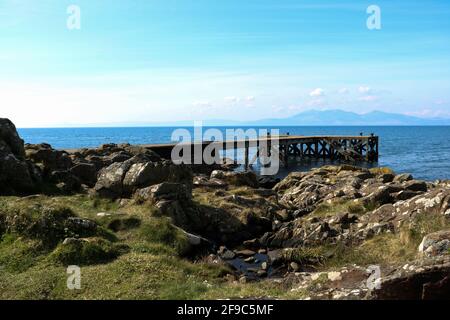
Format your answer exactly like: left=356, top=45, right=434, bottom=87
left=17, top=126, right=450, bottom=181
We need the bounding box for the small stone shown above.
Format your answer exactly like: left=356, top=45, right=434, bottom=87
left=239, top=276, right=248, bottom=284
left=244, top=257, right=255, bottom=263
left=290, top=262, right=300, bottom=272
left=328, top=271, right=342, bottom=282
left=258, top=249, right=267, bottom=254
left=257, top=270, right=267, bottom=277
left=235, top=249, right=256, bottom=257
left=96, top=212, right=112, bottom=217
left=261, top=262, right=268, bottom=270
left=221, top=250, right=236, bottom=260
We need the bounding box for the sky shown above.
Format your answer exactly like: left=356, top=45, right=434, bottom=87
left=1, top=0, right=450, bottom=127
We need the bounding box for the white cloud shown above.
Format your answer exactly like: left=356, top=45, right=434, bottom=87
left=245, top=96, right=255, bottom=102
left=224, top=96, right=240, bottom=103
left=310, top=88, right=324, bottom=97
left=192, top=100, right=212, bottom=108
left=338, top=88, right=349, bottom=94
left=358, top=95, right=378, bottom=102
left=358, top=86, right=371, bottom=94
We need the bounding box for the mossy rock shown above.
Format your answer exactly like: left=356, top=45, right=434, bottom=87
left=0, top=203, right=111, bottom=247
left=50, top=237, right=128, bottom=265
left=369, top=167, right=395, bottom=176
left=138, top=218, right=191, bottom=256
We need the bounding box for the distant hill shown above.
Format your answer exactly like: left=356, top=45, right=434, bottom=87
left=244, top=109, right=450, bottom=126
left=41, top=109, right=450, bottom=127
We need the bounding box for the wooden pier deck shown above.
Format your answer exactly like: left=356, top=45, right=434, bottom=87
left=142, top=135, right=379, bottom=168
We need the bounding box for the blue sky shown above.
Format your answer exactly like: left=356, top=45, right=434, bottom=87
left=1, top=0, right=450, bottom=127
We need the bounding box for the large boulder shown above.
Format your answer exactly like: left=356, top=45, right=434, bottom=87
left=94, top=157, right=193, bottom=199
left=25, top=143, right=72, bottom=174
left=0, top=118, right=26, bottom=157
left=94, top=160, right=135, bottom=198
left=370, top=257, right=450, bottom=300
left=0, top=119, right=36, bottom=194
left=70, top=163, right=98, bottom=187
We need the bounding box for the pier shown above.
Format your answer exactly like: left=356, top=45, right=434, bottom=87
left=142, top=135, right=379, bottom=168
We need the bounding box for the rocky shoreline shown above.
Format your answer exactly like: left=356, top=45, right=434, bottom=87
left=1, top=118, right=449, bottom=300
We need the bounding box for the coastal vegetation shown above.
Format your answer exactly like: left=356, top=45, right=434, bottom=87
left=1, top=118, right=450, bottom=300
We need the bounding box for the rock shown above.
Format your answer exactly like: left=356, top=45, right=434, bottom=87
left=377, top=173, right=395, bottom=183
left=328, top=271, right=342, bottom=282
left=210, top=170, right=259, bottom=188
left=422, top=276, right=450, bottom=300
left=96, top=212, right=112, bottom=217
left=257, top=176, right=280, bottom=189
left=0, top=118, right=26, bottom=157
left=62, top=237, right=88, bottom=245
left=261, top=262, right=268, bottom=270
left=243, top=238, right=260, bottom=249
left=66, top=217, right=98, bottom=235
left=49, top=170, right=81, bottom=193
left=235, top=249, right=256, bottom=257
left=70, top=163, right=97, bottom=186
left=135, top=182, right=191, bottom=203
left=394, top=173, right=413, bottom=183
left=404, top=180, right=428, bottom=192
left=218, top=246, right=236, bottom=260
left=419, top=230, right=450, bottom=257
left=360, top=186, right=392, bottom=206
left=290, top=262, right=300, bottom=272
left=257, top=270, right=268, bottom=277
left=95, top=157, right=193, bottom=199
left=193, top=175, right=228, bottom=188
left=25, top=143, right=72, bottom=174
left=239, top=276, right=249, bottom=284
left=94, top=161, right=134, bottom=198
left=267, top=250, right=283, bottom=265
left=244, top=257, right=255, bottom=263
left=0, top=119, right=36, bottom=194
left=370, top=257, right=450, bottom=300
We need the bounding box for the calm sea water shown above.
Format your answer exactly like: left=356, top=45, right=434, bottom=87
left=18, top=126, right=450, bottom=181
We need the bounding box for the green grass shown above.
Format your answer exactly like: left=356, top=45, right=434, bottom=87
left=311, top=199, right=367, bottom=218
left=0, top=188, right=449, bottom=300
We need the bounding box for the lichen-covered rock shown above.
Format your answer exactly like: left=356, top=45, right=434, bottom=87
left=94, top=157, right=193, bottom=199
left=135, top=182, right=191, bottom=204
left=94, top=160, right=135, bottom=198
left=419, top=230, right=450, bottom=257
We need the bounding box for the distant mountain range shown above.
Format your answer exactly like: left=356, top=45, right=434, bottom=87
left=184, top=109, right=450, bottom=126
left=45, top=109, right=450, bottom=127
left=242, top=109, right=450, bottom=126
